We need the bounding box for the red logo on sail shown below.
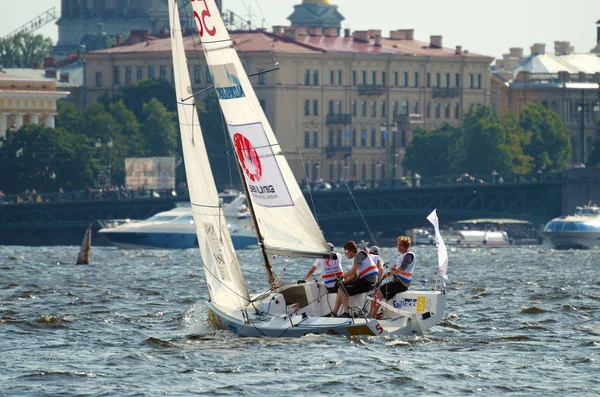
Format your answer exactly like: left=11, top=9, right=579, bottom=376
left=233, top=133, right=262, bottom=182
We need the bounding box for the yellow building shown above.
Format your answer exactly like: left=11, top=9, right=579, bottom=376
left=0, top=68, right=69, bottom=138
left=83, top=27, right=492, bottom=182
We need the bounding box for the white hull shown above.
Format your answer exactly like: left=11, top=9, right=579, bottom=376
left=544, top=232, right=600, bottom=249
left=206, top=281, right=446, bottom=337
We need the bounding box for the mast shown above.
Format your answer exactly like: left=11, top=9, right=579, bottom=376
left=233, top=156, right=277, bottom=289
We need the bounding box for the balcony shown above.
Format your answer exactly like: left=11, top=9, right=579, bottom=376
left=324, top=145, right=352, bottom=158
left=326, top=113, right=352, bottom=125
left=357, top=84, right=388, bottom=96
left=431, top=87, right=461, bottom=98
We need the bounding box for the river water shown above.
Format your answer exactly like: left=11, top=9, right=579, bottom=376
left=0, top=244, right=598, bottom=396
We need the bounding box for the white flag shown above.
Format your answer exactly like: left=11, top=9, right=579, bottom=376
left=427, top=209, right=448, bottom=288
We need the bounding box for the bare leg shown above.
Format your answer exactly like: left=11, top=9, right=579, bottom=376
left=331, top=293, right=342, bottom=315
left=339, top=288, right=350, bottom=314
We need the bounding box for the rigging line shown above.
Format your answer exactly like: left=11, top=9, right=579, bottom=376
left=190, top=202, right=221, bottom=209
left=240, top=0, right=279, bottom=64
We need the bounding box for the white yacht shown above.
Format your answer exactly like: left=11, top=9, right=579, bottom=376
left=543, top=204, right=600, bottom=249
left=98, top=192, right=256, bottom=250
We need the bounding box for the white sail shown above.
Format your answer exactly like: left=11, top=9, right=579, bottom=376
left=169, top=0, right=249, bottom=310
left=190, top=0, right=330, bottom=258
left=427, top=209, right=449, bottom=289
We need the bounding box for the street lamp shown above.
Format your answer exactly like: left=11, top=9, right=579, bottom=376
left=96, top=137, right=113, bottom=187
left=380, top=123, right=398, bottom=179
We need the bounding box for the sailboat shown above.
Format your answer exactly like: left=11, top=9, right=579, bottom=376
left=168, top=0, right=447, bottom=337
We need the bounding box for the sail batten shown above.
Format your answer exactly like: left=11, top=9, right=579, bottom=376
left=190, top=0, right=331, bottom=259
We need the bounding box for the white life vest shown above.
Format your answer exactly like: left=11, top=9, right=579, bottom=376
left=357, top=248, right=378, bottom=280
left=395, top=251, right=416, bottom=284
left=314, top=253, right=343, bottom=288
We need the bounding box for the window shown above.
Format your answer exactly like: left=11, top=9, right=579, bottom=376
left=454, top=103, right=460, bottom=119
left=455, top=73, right=460, bottom=87
left=329, top=164, right=334, bottom=180
left=328, top=129, right=334, bottom=146
left=445, top=73, right=450, bottom=88
left=435, top=73, right=440, bottom=88
left=113, top=66, right=120, bottom=85
left=380, top=129, right=386, bottom=147
left=352, top=71, right=357, bottom=85
left=361, top=71, right=366, bottom=85
left=205, top=66, right=212, bottom=82
left=258, top=69, right=265, bottom=84
left=403, top=72, right=409, bottom=87
left=445, top=103, right=450, bottom=119
left=336, top=129, right=342, bottom=146
left=159, top=65, right=167, bottom=80
left=148, top=65, right=155, bottom=79
left=469, top=74, right=474, bottom=89
left=95, top=71, right=103, bottom=87
left=435, top=102, right=441, bottom=118
left=304, top=100, right=310, bottom=116
left=401, top=100, right=409, bottom=116
left=381, top=101, right=386, bottom=117
left=361, top=101, right=367, bottom=117
left=413, top=102, right=419, bottom=115
left=413, top=72, right=419, bottom=87
left=401, top=131, right=406, bottom=147
left=352, top=100, right=357, bottom=117
left=477, top=74, right=482, bottom=89
left=393, top=72, right=398, bottom=86
left=393, top=101, right=399, bottom=117
left=426, top=102, right=431, bottom=118
left=426, top=72, right=431, bottom=88
left=313, top=70, right=319, bottom=85
left=304, top=70, right=310, bottom=85
left=352, top=129, right=357, bottom=146
left=136, top=66, right=143, bottom=81
left=259, top=99, right=266, bottom=110
left=371, top=71, right=377, bottom=84
left=337, top=71, right=342, bottom=85
left=125, top=66, right=132, bottom=84
left=371, top=164, right=377, bottom=180
left=313, top=100, right=319, bottom=116
left=371, top=101, right=376, bottom=117
left=371, top=129, right=376, bottom=147
left=304, top=131, right=310, bottom=148
left=328, top=100, right=334, bottom=114
left=313, top=131, right=319, bottom=148
left=336, top=100, right=342, bottom=114
left=381, top=71, right=386, bottom=85
left=362, top=164, right=367, bottom=180
left=329, top=70, right=334, bottom=85
left=361, top=130, right=367, bottom=147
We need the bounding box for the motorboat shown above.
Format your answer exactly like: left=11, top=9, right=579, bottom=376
left=442, top=229, right=513, bottom=247
left=98, top=192, right=256, bottom=250
left=543, top=203, right=600, bottom=249
left=414, top=229, right=434, bottom=245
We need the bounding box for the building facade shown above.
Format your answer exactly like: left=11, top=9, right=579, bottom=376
left=0, top=69, right=69, bottom=138
left=83, top=26, right=492, bottom=183
left=492, top=38, right=600, bottom=163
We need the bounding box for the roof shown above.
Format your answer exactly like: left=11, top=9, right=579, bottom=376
left=454, top=218, right=532, bottom=225
left=90, top=30, right=492, bottom=59
left=3, top=66, right=83, bottom=88
left=495, top=52, right=600, bottom=79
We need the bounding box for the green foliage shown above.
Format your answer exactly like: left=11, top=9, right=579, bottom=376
left=519, top=103, right=571, bottom=172
left=0, top=31, right=53, bottom=68
left=402, top=124, right=464, bottom=177
left=141, top=98, right=178, bottom=157
left=108, top=79, right=177, bottom=121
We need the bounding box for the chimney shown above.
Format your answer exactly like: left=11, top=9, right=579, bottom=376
left=554, top=40, right=570, bottom=55
left=390, top=30, right=406, bottom=40
left=353, top=30, right=369, bottom=42
left=324, top=27, right=338, bottom=37
left=530, top=43, right=546, bottom=55
left=509, top=47, right=523, bottom=58
left=405, top=29, right=414, bottom=40
left=45, top=68, right=57, bottom=78
left=494, top=59, right=504, bottom=70
left=44, top=56, right=56, bottom=68
left=309, top=27, right=323, bottom=36
left=283, top=27, right=296, bottom=39
left=430, top=35, right=443, bottom=48
left=455, top=45, right=462, bottom=55
left=272, top=25, right=284, bottom=35
left=368, top=29, right=382, bottom=39
left=374, top=34, right=382, bottom=47
left=502, top=53, right=513, bottom=70
left=344, top=28, right=351, bottom=38
left=295, top=26, right=308, bottom=37
left=59, top=72, right=70, bottom=83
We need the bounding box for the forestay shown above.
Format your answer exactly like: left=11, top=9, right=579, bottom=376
left=190, top=0, right=331, bottom=259
left=169, top=0, right=249, bottom=310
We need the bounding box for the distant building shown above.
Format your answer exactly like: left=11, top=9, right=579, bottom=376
left=0, top=68, right=69, bottom=138
left=288, top=0, right=344, bottom=34
left=492, top=20, right=600, bottom=163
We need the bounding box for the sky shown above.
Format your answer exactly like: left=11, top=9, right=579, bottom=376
left=1, top=0, right=599, bottom=60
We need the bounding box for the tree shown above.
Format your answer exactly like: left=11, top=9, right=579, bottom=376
left=520, top=103, right=571, bottom=172
left=402, top=124, right=464, bottom=177
left=0, top=32, right=53, bottom=68
left=103, top=79, right=177, bottom=121
left=141, top=98, right=178, bottom=157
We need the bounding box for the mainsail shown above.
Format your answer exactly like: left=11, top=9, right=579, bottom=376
left=169, top=0, right=249, bottom=309
left=189, top=0, right=331, bottom=259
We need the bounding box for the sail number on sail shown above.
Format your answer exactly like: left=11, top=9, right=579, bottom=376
left=191, top=0, right=217, bottom=37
